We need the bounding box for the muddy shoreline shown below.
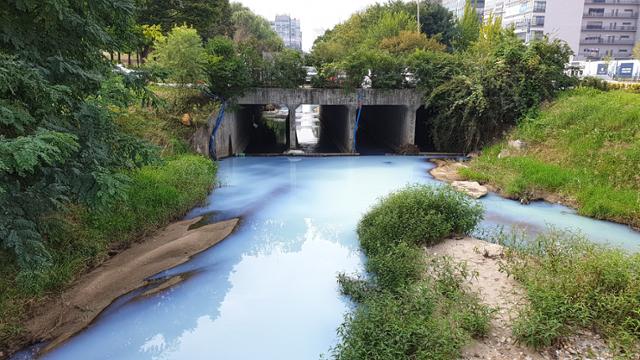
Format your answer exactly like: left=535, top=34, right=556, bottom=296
left=8, top=216, right=239, bottom=358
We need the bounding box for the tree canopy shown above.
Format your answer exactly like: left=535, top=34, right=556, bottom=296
left=1, top=0, right=157, bottom=271
left=137, top=0, right=234, bottom=40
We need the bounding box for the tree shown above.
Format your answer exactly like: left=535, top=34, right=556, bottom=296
left=138, top=0, right=233, bottom=40
left=230, top=3, right=284, bottom=52
left=380, top=31, right=446, bottom=55
left=265, top=49, right=307, bottom=88
left=0, top=0, right=157, bottom=272
left=633, top=42, right=640, bottom=60
left=454, top=2, right=481, bottom=51
left=204, top=36, right=252, bottom=99
left=399, top=1, right=457, bottom=48
left=148, top=25, right=207, bottom=85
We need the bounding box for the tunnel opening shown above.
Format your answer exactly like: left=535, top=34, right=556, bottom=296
left=355, top=105, right=412, bottom=155
left=414, top=105, right=436, bottom=152
left=243, top=104, right=289, bottom=154
left=318, top=105, right=352, bottom=153
left=296, top=104, right=341, bottom=153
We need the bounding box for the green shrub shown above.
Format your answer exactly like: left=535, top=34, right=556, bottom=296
left=358, top=185, right=483, bottom=253
left=365, top=242, right=424, bottom=291
left=333, top=185, right=489, bottom=359
left=501, top=230, right=640, bottom=356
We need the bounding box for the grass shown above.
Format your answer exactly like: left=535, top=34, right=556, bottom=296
left=332, top=185, right=491, bottom=359
left=460, top=88, right=640, bottom=227
left=115, top=85, right=218, bottom=157
left=0, top=155, right=216, bottom=350
left=0, top=85, right=219, bottom=352
left=498, top=229, right=640, bottom=357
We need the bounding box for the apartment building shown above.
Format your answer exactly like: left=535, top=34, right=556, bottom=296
left=580, top=0, right=640, bottom=60
left=270, top=15, right=302, bottom=51
left=481, top=0, right=640, bottom=60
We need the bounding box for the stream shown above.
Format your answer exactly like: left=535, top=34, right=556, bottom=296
left=19, top=156, right=640, bottom=360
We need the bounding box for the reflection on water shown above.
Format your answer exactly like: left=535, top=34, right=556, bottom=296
left=32, top=157, right=640, bottom=360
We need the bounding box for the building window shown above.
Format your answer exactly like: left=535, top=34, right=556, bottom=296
left=587, top=8, right=605, bottom=16
left=533, top=1, right=546, bottom=12
left=533, top=16, right=545, bottom=26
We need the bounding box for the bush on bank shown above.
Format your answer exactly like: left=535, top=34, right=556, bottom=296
left=0, top=154, right=216, bottom=349
left=500, top=230, right=640, bottom=356
left=332, top=185, right=490, bottom=359
left=461, top=88, right=640, bottom=228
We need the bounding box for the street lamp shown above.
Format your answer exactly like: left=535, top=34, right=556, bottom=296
left=417, top=1, right=420, bottom=32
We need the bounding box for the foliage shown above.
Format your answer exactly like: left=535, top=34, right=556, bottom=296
left=341, top=49, right=407, bottom=89
left=358, top=185, right=483, bottom=256
left=137, top=0, right=233, bottom=40
left=0, top=0, right=135, bottom=94
left=634, top=42, right=640, bottom=60
left=264, top=49, right=307, bottom=88
left=379, top=31, right=446, bottom=55
left=423, top=23, right=574, bottom=152
left=461, top=89, right=640, bottom=227
left=332, top=185, right=489, bottom=359
left=204, top=36, right=252, bottom=99
left=230, top=2, right=284, bottom=52
left=453, top=2, right=481, bottom=51
left=309, top=2, right=449, bottom=89
left=498, top=229, right=640, bottom=356
left=0, top=154, right=215, bottom=349
left=147, top=25, right=207, bottom=85
left=0, top=0, right=161, bottom=272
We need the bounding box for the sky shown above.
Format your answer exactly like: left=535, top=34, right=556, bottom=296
left=236, top=0, right=399, bottom=52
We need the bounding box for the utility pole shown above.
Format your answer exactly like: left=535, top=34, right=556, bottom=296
left=417, top=0, right=420, bottom=32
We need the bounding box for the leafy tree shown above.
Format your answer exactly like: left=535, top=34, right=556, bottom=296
left=380, top=31, right=446, bottom=55
left=0, top=1, right=157, bottom=271
left=341, top=49, right=406, bottom=89
left=400, top=1, right=458, bottom=48
left=230, top=3, right=284, bottom=52
left=204, top=36, right=252, bottom=99
left=148, top=25, right=207, bottom=85
left=265, top=49, right=307, bottom=88
left=454, top=2, right=481, bottom=51
left=425, top=26, right=574, bottom=152
left=138, top=0, right=233, bottom=40
left=633, top=42, right=640, bottom=60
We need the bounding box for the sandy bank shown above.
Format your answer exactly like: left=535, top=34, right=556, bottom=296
left=20, top=216, right=239, bottom=356
left=428, top=238, right=613, bottom=360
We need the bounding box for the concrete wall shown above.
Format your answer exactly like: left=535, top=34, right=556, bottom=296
left=201, top=88, right=425, bottom=158
left=208, top=105, right=258, bottom=159
left=319, top=105, right=354, bottom=153
left=237, top=88, right=423, bottom=107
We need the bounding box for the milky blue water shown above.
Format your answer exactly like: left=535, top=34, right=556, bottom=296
left=22, top=156, right=640, bottom=360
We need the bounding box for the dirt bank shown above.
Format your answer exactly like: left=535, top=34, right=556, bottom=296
left=428, top=238, right=613, bottom=360
left=428, top=159, right=564, bottom=205
left=17, top=216, right=239, bottom=357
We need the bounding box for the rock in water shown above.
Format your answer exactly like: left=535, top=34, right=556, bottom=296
left=451, top=181, right=488, bottom=199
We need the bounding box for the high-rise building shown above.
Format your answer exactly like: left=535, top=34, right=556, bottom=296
left=482, top=1, right=640, bottom=61
left=270, top=15, right=302, bottom=51
left=440, top=0, right=486, bottom=19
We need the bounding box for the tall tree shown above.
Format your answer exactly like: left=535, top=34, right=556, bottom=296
left=138, top=0, right=233, bottom=40
left=148, top=25, right=207, bottom=85
left=0, top=0, right=156, bottom=271
left=454, top=1, right=481, bottom=51
left=230, top=3, right=283, bottom=52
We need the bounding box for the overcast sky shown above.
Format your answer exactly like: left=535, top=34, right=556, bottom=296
left=236, top=0, right=395, bottom=52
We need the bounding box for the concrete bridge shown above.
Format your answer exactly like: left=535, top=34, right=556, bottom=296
left=205, top=88, right=425, bottom=158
